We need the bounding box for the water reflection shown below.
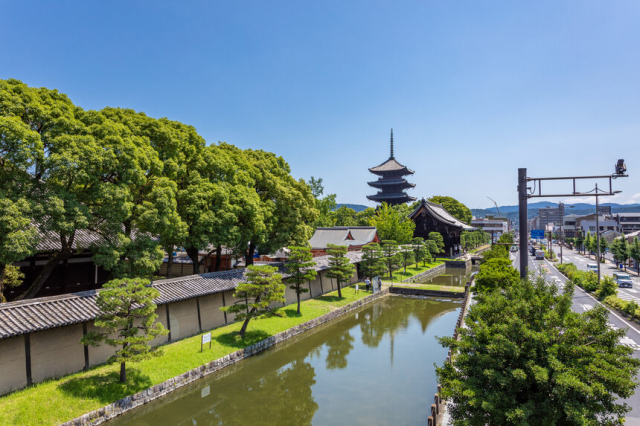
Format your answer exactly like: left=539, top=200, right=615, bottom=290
left=109, top=297, right=460, bottom=426
left=417, top=266, right=478, bottom=287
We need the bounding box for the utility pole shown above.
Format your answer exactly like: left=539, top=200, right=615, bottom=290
left=596, top=183, right=601, bottom=284
left=518, top=168, right=528, bottom=278
left=517, top=161, right=627, bottom=280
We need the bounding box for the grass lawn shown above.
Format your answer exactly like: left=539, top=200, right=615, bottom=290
left=394, top=284, right=465, bottom=293
left=469, top=245, right=490, bottom=254
left=381, top=261, right=445, bottom=283
left=0, top=284, right=371, bottom=426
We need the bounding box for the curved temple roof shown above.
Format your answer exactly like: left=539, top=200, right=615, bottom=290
left=408, top=198, right=474, bottom=231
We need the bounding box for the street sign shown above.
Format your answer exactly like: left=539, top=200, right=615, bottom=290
left=531, top=229, right=544, bottom=239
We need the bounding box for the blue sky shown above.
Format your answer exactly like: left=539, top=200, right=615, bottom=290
left=2, top=1, right=640, bottom=210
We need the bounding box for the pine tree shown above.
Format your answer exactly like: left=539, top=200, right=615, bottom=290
left=222, top=265, right=286, bottom=338
left=285, top=246, right=317, bottom=314
left=412, top=237, right=431, bottom=267
left=399, top=245, right=415, bottom=274
left=381, top=240, right=401, bottom=281
left=325, top=244, right=355, bottom=298
left=428, top=232, right=445, bottom=254
left=81, top=278, right=168, bottom=383
left=361, top=243, right=386, bottom=281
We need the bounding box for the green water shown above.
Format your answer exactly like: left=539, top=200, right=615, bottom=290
left=417, top=266, right=478, bottom=287
left=108, top=296, right=460, bottom=426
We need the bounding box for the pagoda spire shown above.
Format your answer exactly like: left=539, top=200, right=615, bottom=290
left=390, top=128, right=394, bottom=159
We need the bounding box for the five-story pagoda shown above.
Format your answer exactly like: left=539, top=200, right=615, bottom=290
left=367, top=129, right=416, bottom=206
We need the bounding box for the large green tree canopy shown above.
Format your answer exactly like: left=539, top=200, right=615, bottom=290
left=428, top=195, right=472, bottom=224
left=0, top=78, right=318, bottom=299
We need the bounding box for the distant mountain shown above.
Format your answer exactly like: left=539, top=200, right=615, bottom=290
left=335, top=203, right=369, bottom=212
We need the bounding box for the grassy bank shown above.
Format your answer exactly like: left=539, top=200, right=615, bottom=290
left=382, top=260, right=445, bottom=283
left=0, top=284, right=371, bottom=426
left=394, top=284, right=465, bottom=293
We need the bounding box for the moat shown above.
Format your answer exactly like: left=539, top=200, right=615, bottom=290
left=108, top=296, right=461, bottom=426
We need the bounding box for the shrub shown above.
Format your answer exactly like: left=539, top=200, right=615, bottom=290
left=596, top=276, right=617, bottom=299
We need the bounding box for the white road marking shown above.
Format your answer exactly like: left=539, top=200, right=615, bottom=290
left=627, top=289, right=638, bottom=294
left=579, top=303, right=593, bottom=311
left=620, top=336, right=640, bottom=351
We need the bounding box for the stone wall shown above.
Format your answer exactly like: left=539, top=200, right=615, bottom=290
left=389, top=286, right=465, bottom=299
left=62, top=288, right=389, bottom=426
left=401, top=263, right=446, bottom=283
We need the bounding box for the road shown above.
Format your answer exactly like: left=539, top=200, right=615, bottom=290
left=512, top=248, right=640, bottom=424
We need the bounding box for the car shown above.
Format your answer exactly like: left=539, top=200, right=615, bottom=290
left=510, top=245, right=518, bottom=252
left=613, top=272, right=633, bottom=288
left=587, top=263, right=598, bottom=273
left=535, top=250, right=545, bottom=260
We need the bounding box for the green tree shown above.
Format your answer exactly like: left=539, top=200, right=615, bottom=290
left=360, top=243, right=386, bottom=279
left=428, top=232, right=445, bottom=254
left=428, top=195, right=472, bottom=224
left=369, top=202, right=415, bottom=244
left=245, top=150, right=318, bottom=265
left=437, top=277, right=640, bottom=425
left=412, top=237, right=431, bottom=267
left=381, top=240, right=401, bottom=281
left=399, top=245, right=415, bottom=274
left=308, top=176, right=337, bottom=228
left=425, top=239, right=439, bottom=259
left=325, top=244, right=355, bottom=298
left=221, top=265, right=286, bottom=338
left=575, top=233, right=585, bottom=254
left=474, top=258, right=520, bottom=294
left=81, top=278, right=168, bottom=383
left=630, top=237, right=640, bottom=276
left=598, top=236, right=609, bottom=263
left=597, top=275, right=617, bottom=299
left=285, top=246, right=317, bottom=314
left=0, top=198, right=38, bottom=302
left=355, top=207, right=376, bottom=226
left=333, top=206, right=357, bottom=226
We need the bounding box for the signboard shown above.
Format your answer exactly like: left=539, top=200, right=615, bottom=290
left=201, top=332, right=212, bottom=351
left=531, top=229, right=544, bottom=240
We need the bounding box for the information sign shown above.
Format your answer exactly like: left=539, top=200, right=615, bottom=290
left=531, top=229, right=544, bottom=240
left=201, top=332, right=212, bottom=352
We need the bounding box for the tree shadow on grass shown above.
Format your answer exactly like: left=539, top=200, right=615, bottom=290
left=214, top=329, right=271, bottom=349
left=282, top=308, right=303, bottom=318
left=314, top=295, right=346, bottom=303
left=58, top=368, right=152, bottom=404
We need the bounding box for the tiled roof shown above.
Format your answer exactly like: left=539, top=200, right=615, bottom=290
left=0, top=252, right=362, bottom=339
left=368, top=158, right=414, bottom=174
left=409, top=198, right=474, bottom=231
left=36, top=228, right=103, bottom=252
left=308, top=227, right=378, bottom=249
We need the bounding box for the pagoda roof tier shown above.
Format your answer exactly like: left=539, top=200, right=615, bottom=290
left=368, top=158, right=414, bottom=176
left=368, top=179, right=416, bottom=189
left=366, top=193, right=417, bottom=203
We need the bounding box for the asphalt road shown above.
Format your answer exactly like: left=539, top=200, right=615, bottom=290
left=511, top=248, right=640, bottom=425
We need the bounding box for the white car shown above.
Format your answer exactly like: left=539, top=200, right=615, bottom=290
left=613, top=273, right=633, bottom=288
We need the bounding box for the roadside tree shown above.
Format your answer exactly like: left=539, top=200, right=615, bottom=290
left=221, top=265, right=286, bottom=338
left=81, top=278, right=168, bottom=383
left=474, top=258, right=520, bottom=294
left=630, top=237, right=640, bottom=276
left=437, top=277, right=640, bottom=425
left=285, top=246, right=317, bottom=314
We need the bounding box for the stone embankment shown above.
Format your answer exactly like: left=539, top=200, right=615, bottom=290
left=63, top=289, right=389, bottom=426
left=401, top=263, right=446, bottom=283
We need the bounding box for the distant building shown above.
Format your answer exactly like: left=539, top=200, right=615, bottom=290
left=562, top=214, right=579, bottom=238
left=366, top=129, right=416, bottom=206
left=409, top=198, right=474, bottom=257
left=617, top=213, right=640, bottom=234
left=308, top=226, right=380, bottom=257
left=471, top=215, right=509, bottom=240
left=575, top=214, right=620, bottom=236
left=539, top=203, right=565, bottom=231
